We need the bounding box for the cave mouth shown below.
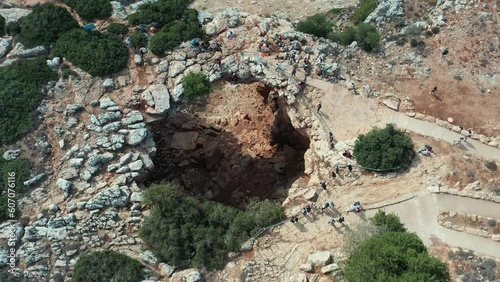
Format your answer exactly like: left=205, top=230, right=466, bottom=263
left=145, top=82, right=310, bottom=205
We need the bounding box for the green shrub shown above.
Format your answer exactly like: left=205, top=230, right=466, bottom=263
left=61, top=68, right=77, bottom=79
left=0, top=15, right=5, bottom=37
left=20, top=3, right=79, bottom=48
left=53, top=29, right=128, bottom=77
left=344, top=231, right=451, bottom=281
left=370, top=210, right=407, bottom=233
left=431, top=26, right=440, bottom=34
left=150, top=19, right=204, bottom=55
left=139, top=183, right=285, bottom=269
left=128, top=0, right=191, bottom=27
left=352, top=0, right=377, bottom=24
left=182, top=72, right=212, bottom=99
left=328, top=8, right=343, bottom=15
left=353, top=124, right=415, bottom=170
left=0, top=57, right=57, bottom=145
left=130, top=31, right=148, bottom=48
left=6, top=21, right=21, bottom=36
left=296, top=13, right=334, bottom=38
left=333, top=23, right=380, bottom=52
left=72, top=251, right=144, bottom=282
left=61, top=0, right=112, bottom=21
left=107, top=23, right=129, bottom=36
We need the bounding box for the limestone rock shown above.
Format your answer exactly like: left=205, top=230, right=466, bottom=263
left=3, top=149, right=20, bottom=160
left=186, top=270, right=202, bottom=282
left=23, top=173, right=47, bottom=186
left=299, top=263, right=313, bottom=272
left=321, top=263, right=339, bottom=274
left=134, top=54, right=143, bottom=65
left=56, top=178, right=72, bottom=193
left=170, top=131, right=199, bottom=150
left=307, top=251, right=332, bottom=267
left=0, top=8, right=31, bottom=23
left=0, top=38, right=13, bottom=58
left=139, top=250, right=158, bottom=266
left=146, top=84, right=170, bottom=115
left=168, top=61, right=186, bottom=77
left=126, top=129, right=148, bottom=145
left=159, top=263, right=175, bottom=277
left=9, top=43, right=49, bottom=58
left=130, top=192, right=143, bottom=202
left=383, top=98, right=400, bottom=111
left=155, top=60, right=169, bottom=73
left=100, top=98, right=117, bottom=109
left=110, top=1, right=128, bottom=20
left=128, top=160, right=143, bottom=171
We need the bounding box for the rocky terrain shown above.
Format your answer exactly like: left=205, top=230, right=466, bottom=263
left=0, top=0, right=499, bottom=281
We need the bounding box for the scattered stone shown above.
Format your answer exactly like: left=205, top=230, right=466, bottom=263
left=321, top=263, right=339, bottom=274
left=299, top=263, right=313, bottom=272
left=110, top=1, right=128, bottom=20
left=3, top=149, right=21, bottom=160
left=100, top=98, right=117, bottom=109
left=145, top=84, right=170, bottom=115
left=130, top=192, right=143, bottom=202
left=59, top=140, right=65, bottom=149
left=103, top=78, right=115, bottom=88
left=155, top=60, right=169, bottom=73
left=60, top=168, right=79, bottom=180
left=126, top=129, right=148, bottom=145
left=66, top=104, right=84, bottom=114
left=23, top=173, right=47, bottom=186
left=139, top=251, right=158, bottom=266
left=9, top=43, right=49, bottom=58
left=128, top=160, right=143, bottom=171
left=159, top=263, right=175, bottom=277
left=122, top=111, right=144, bottom=125
left=383, top=98, right=400, bottom=111
left=0, top=8, right=31, bottom=23
left=241, top=238, right=254, bottom=252
left=56, top=178, right=72, bottom=193
left=0, top=38, right=13, bottom=58
left=186, top=270, right=202, bottom=282
left=48, top=204, right=59, bottom=213
left=134, top=54, right=143, bottom=65
left=307, top=251, right=332, bottom=267
left=69, top=158, right=84, bottom=167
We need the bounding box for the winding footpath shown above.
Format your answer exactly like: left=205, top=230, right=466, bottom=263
left=366, top=193, right=500, bottom=259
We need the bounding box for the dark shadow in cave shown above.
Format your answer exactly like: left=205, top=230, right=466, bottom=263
left=145, top=82, right=310, bottom=206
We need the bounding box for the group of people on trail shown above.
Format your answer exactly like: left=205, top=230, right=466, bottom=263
left=329, top=132, right=336, bottom=150
left=328, top=216, right=345, bottom=226
left=347, top=200, right=363, bottom=215
left=454, top=136, right=468, bottom=146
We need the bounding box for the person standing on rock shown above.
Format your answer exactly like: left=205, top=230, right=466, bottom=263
left=336, top=166, right=340, bottom=175
left=328, top=218, right=336, bottom=226
left=292, top=66, right=297, bottom=77
left=338, top=216, right=345, bottom=224
left=430, top=86, right=437, bottom=95
left=317, top=103, right=322, bottom=113
left=347, top=163, right=353, bottom=174
left=321, top=181, right=327, bottom=190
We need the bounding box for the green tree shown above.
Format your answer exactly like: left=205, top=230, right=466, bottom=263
left=72, top=251, right=143, bottom=282
left=150, top=19, right=204, bottom=55
left=61, top=0, right=112, bottom=21
left=353, top=124, right=415, bottom=170
left=19, top=3, right=79, bottom=47
left=344, top=232, right=450, bottom=281
left=53, top=29, right=128, bottom=77
left=139, top=183, right=285, bottom=269
left=182, top=72, right=212, bottom=100
left=370, top=209, right=407, bottom=233
left=0, top=15, right=5, bottom=37
left=6, top=21, right=21, bottom=36
left=355, top=22, right=381, bottom=52
left=128, top=0, right=191, bottom=27
left=130, top=31, right=148, bottom=48
left=0, top=57, right=57, bottom=145
left=107, top=23, right=129, bottom=36
left=296, top=13, right=334, bottom=38
left=352, top=0, right=377, bottom=24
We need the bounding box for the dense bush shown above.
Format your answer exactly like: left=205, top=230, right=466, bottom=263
left=296, top=13, right=334, bottom=38
left=139, top=183, right=285, bottom=269
left=0, top=152, right=31, bottom=222
left=329, top=23, right=380, bottom=52
left=53, top=29, right=128, bottom=77
left=353, top=124, right=415, bottom=170
left=20, top=3, right=79, bottom=48
left=150, top=18, right=203, bottom=55
left=128, top=0, right=191, bottom=27
left=344, top=231, right=451, bottom=281
left=0, top=15, right=5, bottom=37
left=182, top=72, right=212, bottom=99
left=107, top=23, right=129, bottom=36
left=351, top=0, right=377, bottom=24
left=130, top=31, right=148, bottom=48
left=370, top=210, right=407, bottom=233
left=72, top=251, right=143, bottom=282
left=61, top=0, right=112, bottom=21
left=6, top=21, right=21, bottom=36
left=0, top=57, right=57, bottom=145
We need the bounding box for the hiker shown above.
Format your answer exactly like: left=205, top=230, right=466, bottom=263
left=331, top=171, right=337, bottom=178
left=460, top=137, right=468, bottom=143
left=355, top=206, right=361, bottom=214
left=336, top=166, right=340, bottom=175
left=354, top=200, right=360, bottom=206
left=328, top=218, right=336, bottom=225
left=347, top=163, right=353, bottom=173
left=292, top=67, right=297, bottom=76
left=125, top=37, right=132, bottom=46
left=306, top=205, right=312, bottom=213
left=302, top=208, right=307, bottom=216
left=430, top=86, right=437, bottom=95
left=231, top=72, right=239, bottom=82
left=338, top=216, right=345, bottom=224
left=321, top=181, right=327, bottom=190
left=317, top=103, right=322, bottom=113
left=298, top=81, right=305, bottom=88
left=454, top=139, right=462, bottom=146
left=330, top=201, right=335, bottom=208
left=342, top=150, right=352, bottom=158
left=322, top=203, right=330, bottom=211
